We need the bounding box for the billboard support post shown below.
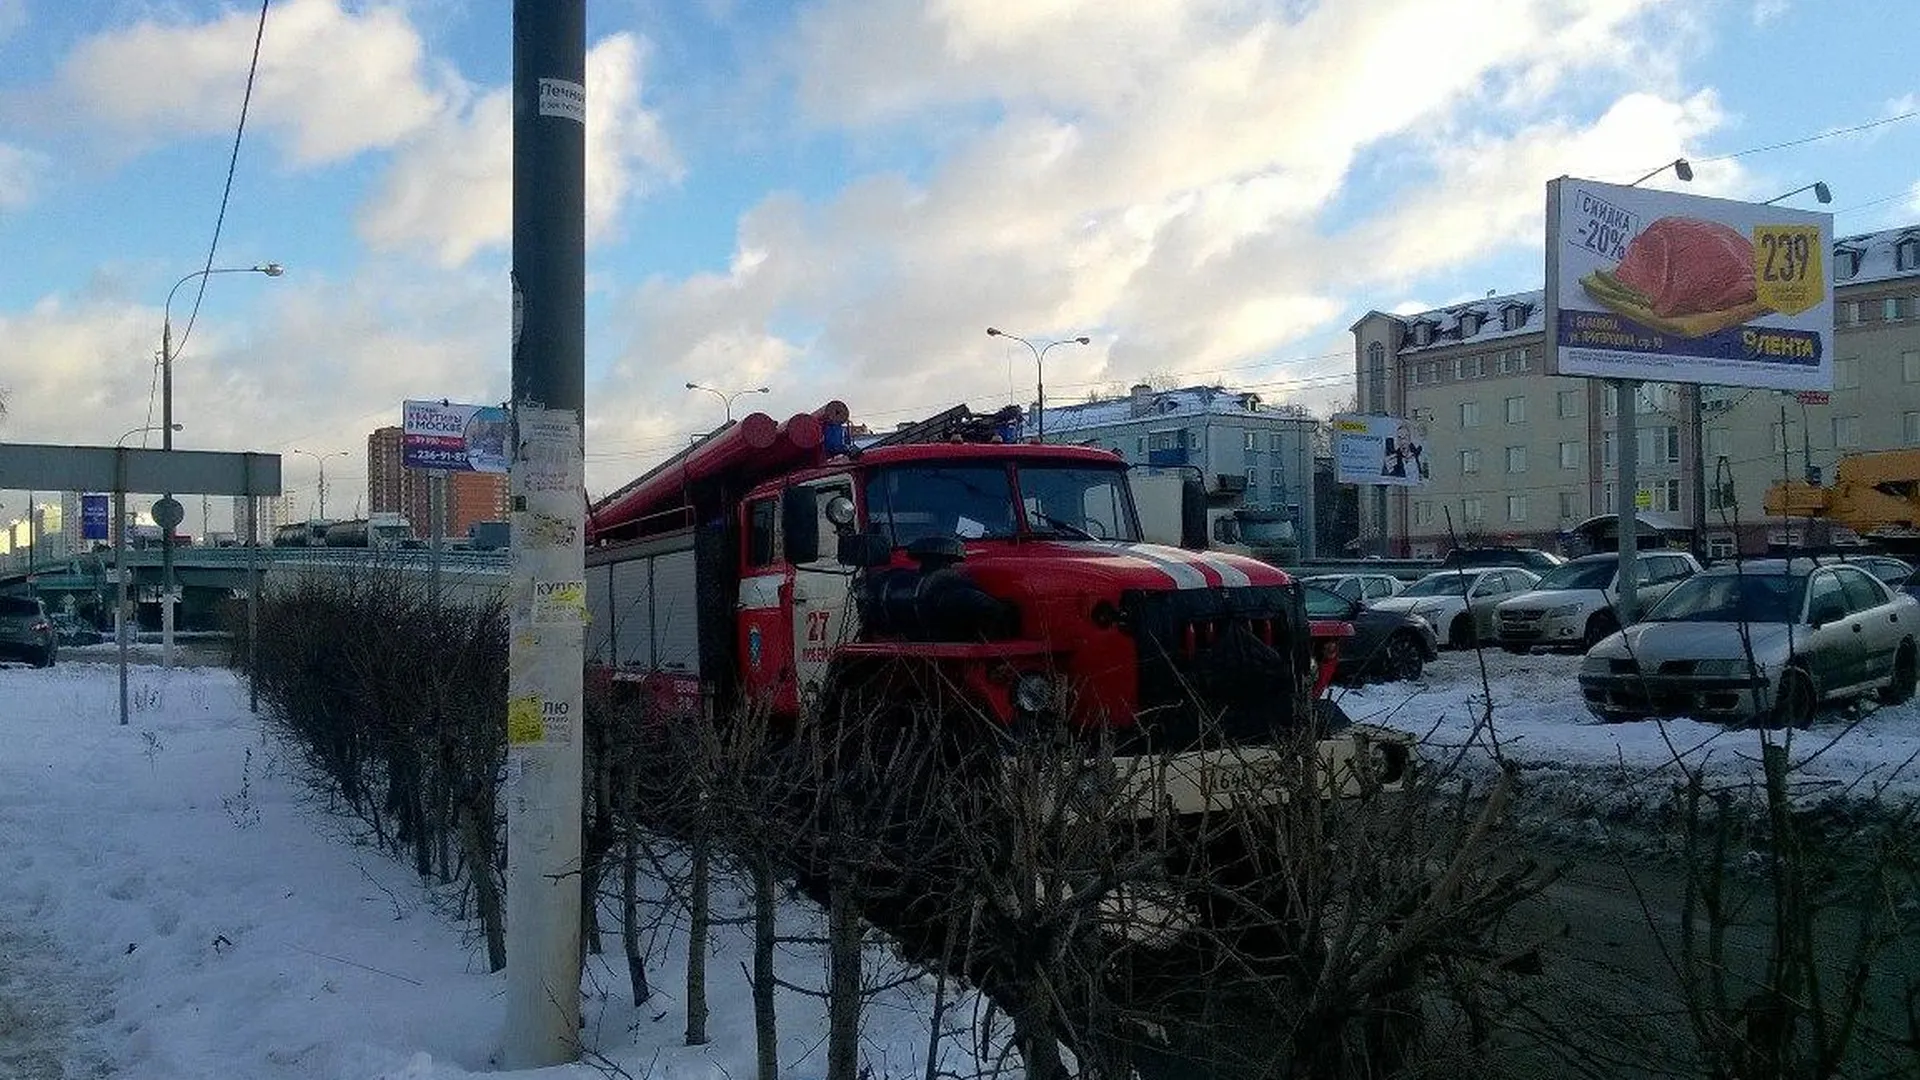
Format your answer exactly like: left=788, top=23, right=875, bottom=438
left=1615, top=379, right=1641, bottom=622
left=1689, top=386, right=1708, bottom=559
left=504, top=0, right=587, bottom=1067
left=429, top=469, right=445, bottom=612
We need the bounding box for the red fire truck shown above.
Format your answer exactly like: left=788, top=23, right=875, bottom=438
left=584, top=402, right=1406, bottom=812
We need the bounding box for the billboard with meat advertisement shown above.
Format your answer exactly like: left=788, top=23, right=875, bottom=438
left=1544, top=177, right=1833, bottom=391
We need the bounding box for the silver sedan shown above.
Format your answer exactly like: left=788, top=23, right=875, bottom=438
left=1578, top=558, right=1920, bottom=727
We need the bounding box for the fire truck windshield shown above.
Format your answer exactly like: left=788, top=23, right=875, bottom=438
left=867, top=461, right=1139, bottom=548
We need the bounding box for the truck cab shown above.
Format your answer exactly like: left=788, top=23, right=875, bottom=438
left=735, top=442, right=1340, bottom=750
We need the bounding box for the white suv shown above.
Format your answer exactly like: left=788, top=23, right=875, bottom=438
left=1495, top=551, right=1700, bottom=653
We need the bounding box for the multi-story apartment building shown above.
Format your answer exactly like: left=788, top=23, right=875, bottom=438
left=367, top=425, right=509, bottom=540
left=1041, top=383, right=1322, bottom=555
left=1351, top=223, right=1920, bottom=557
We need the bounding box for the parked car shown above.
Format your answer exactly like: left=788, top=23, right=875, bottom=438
left=1370, top=567, right=1541, bottom=648
left=1495, top=551, right=1700, bottom=653
left=1302, top=583, right=1438, bottom=683
left=1438, top=546, right=1564, bottom=573
left=1840, top=554, right=1915, bottom=587
left=50, top=613, right=104, bottom=646
left=0, top=595, right=57, bottom=668
left=1578, top=559, right=1920, bottom=727
left=1299, top=572, right=1405, bottom=603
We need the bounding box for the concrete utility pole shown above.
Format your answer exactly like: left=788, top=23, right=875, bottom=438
left=503, top=0, right=588, bottom=1068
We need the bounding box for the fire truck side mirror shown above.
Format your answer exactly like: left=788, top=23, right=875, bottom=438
left=1179, top=477, right=1209, bottom=551
left=782, top=486, right=820, bottom=564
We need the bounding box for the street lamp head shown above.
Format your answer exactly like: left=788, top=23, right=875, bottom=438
left=256, top=263, right=285, bottom=277
left=986, top=327, right=1003, bottom=337
left=750, top=386, right=770, bottom=395
left=1074, top=336, right=1091, bottom=345
left=1814, top=181, right=1832, bottom=204
left=1673, top=158, right=1694, bottom=182
left=684, top=381, right=699, bottom=390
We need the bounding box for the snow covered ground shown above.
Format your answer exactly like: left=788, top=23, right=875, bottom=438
left=4, top=647, right=1918, bottom=1078
left=0, top=653, right=999, bottom=1080
left=1337, top=648, right=1920, bottom=814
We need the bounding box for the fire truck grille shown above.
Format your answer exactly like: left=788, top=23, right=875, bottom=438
left=1119, top=584, right=1309, bottom=752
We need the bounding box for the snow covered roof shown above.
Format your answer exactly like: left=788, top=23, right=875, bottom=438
left=1388, top=220, right=1919, bottom=355
left=1038, top=384, right=1317, bottom=436
left=1394, top=290, right=1545, bottom=355
left=1832, top=224, right=1920, bottom=287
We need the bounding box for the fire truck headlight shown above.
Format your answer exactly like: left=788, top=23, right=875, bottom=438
left=1014, top=674, right=1059, bottom=715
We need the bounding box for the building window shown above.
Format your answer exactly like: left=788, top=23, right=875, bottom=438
left=1245, top=471, right=1259, bottom=499
left=1366, top=341, right=1387, bottom=408
left=1148, top=429, right=1189, bottom=452
left=1603, top=386, right=1618, bottom=418
left=1842, top=300, right=1861, bottom=326
left=1459, top=401, right=1480, bottom=427
left=1460, top=449, right=1481, bottom=474
left=1558, top=491, right=1579, bottom=520
left=1423, top=362, right=1438, bottom=384
left=1414, top=501, right=1433, bottom=526
left=1411, top=322, right=1433, bottom=347
left=1834, top=357, right=1859, bottom=389
left=1270, top=468, right=1285, bottom=493
left=1638, top=425, right=1680, bottom=465
left=1905, top=411, right=1920, bottom=443
left=1835, top=249, right=1859, bottom=280
left=1506, top=446, right=1527, bottom=473
left=1501, top=305, right=1528, bottom=331
left=1905, top=351, right=1920, bottom=383
left=1602, top=430, right=1616, bottom=469
left=1508, top=495, right=1527, bottom=522
left=1461, top=497, right=1484, bottom=524
left=1833, top=414, right=1861, bottom=449
left=1898, top=237, right=1920, bottom=273
left=1602, top=482, right=1616, bottom=508
left=1663, top=478, right=1683, bottom=512
left=1707, top=427, right=1730, bottom=461
left=1707, top=534, right=1737, bottom=558
left=1886, top=297, right=1903, bottom=322
left=1244, top=431, right=1259, bottom=451
left=1462, top=355, right=1485, bottom=378
left=1559, top=441, right=1580, bottom=469
left=1269, top=433, right=1285, bottom=451
left=1708, top=481, right=1737, bottom=512
left=1557, top=389, right=1581, bottom=418
left=1505, top=395, right=1526, bottom=424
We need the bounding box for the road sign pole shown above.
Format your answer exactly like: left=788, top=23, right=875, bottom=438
left=115, top=456, right=129, bottom=726
left=504, top=0, right=587, bottom=1067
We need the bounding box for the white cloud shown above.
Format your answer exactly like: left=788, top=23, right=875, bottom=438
left=596, top=0, right=1714, bottom=445
left=56, top=0, right=444, bottom=165
left=0, top=141, right=44, bottom=212
left=357, top=33, right=680, bottom=268
left=0, top=269, right=507, bottom=498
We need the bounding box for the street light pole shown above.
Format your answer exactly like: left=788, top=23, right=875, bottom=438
left=985, top=327, right=1091, bottom=443
left=113, top=423, right=178, bottom=722
left=159, top=262, right=282, bottom=670
left=291, top=449, right=348, bottom=520
left=683, top=381, right=769, bottom=426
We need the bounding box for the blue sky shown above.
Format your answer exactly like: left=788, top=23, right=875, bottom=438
left=1, top=0, right=1917, bottom=524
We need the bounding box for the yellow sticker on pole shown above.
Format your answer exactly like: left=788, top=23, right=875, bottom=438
left=507, top=695, right=544, bottom=744
left=1753, top=224, right=1824, bottom=316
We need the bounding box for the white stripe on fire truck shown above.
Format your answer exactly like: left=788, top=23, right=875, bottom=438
left=1115, top=544, right=1210, bottom=589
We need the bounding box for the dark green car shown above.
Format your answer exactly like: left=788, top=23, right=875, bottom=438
left=0, top=595, right=57, bottom=667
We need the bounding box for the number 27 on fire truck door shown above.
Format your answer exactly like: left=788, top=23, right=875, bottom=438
left=738, top=495, right=797, bottom=712
left=789, top=479, right=858, bottom=707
